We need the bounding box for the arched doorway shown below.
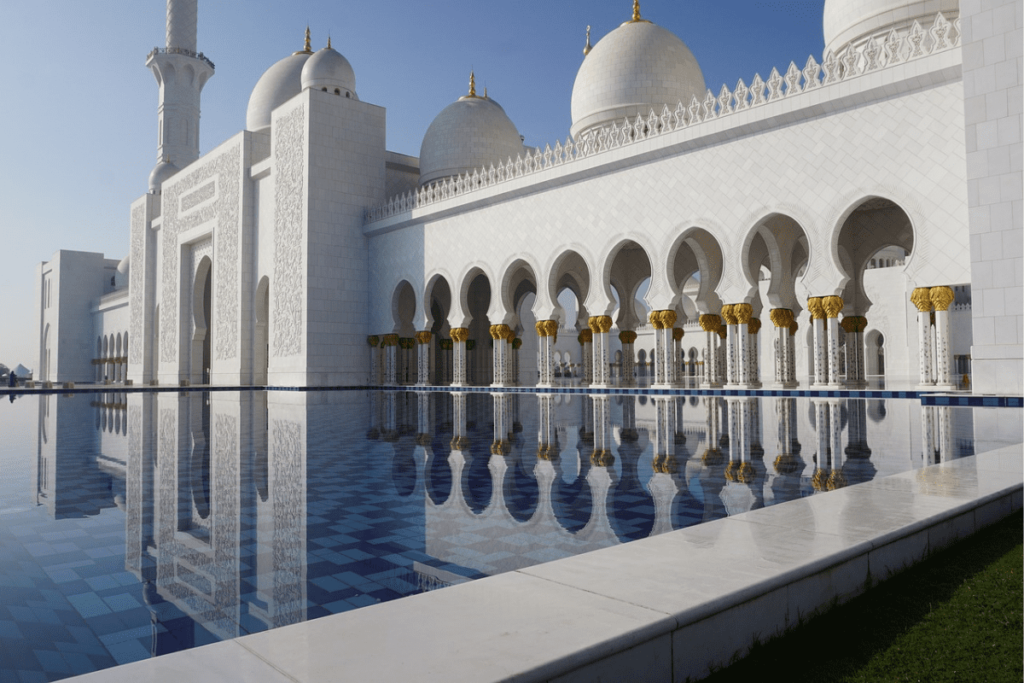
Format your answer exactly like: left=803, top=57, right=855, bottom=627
left=255, top=277, right=270, bottom=385
left=191, top=256, right=212, bottom=384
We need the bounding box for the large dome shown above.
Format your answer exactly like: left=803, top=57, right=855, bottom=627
left=823, top=0, right=959, bottom=56
left=570, top=13, right=705, bottom=140
left=300, top=40, right=357, bottom=98
left=246, top=42, right=312, bottom=132
left=419, top=80, right=525, bottom=186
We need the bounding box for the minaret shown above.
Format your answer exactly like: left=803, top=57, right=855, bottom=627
left=145, top=0, right=214, bottom=178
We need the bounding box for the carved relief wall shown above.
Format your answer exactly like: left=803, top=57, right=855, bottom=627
left=272, top=105, right=305, bottom=358
left=128, top=202, right=147, bottom=366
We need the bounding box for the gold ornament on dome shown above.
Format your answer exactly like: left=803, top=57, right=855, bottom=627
left=749, top=318, right=761, bottom=334
left=929, top=286, right=955, bottom=312
left=807, top=297, right=825, bottom=320
left=910, top=287, right=933, bottom=312
left=583, top=25, right=592, bottom=56
left=294, top=26, right=313, bottom=55
left=823, top=296, right=844, bottom=319
left=734, top=303, right=753, bottom=325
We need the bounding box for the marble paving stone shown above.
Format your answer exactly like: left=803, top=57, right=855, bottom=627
left=234, top=570, right=674, bottom=683
left=63, top=640, right=296, bottom=683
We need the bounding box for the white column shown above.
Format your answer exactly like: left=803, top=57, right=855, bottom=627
left=416, top=332, right=431, bottom=385
left=721, top=305, right=738, bottom=385
left=699, top=315, right=720, bottom=387
left=589, top=316, right=612, bottom=387
left=931, top=287, right=956, bottom=389
left=451, top=329, right=468, bottom=386
left=748, top=319, right=761, bottom=386
left=580, top=331, right=593, bottom=385
left=620, top=330, right=636, bottom=387
left=808, top=298, right=827, bottom=386
left=824, top=295, right=843, bottom=387
left=536, top=320, right=557, bottom=387
left=911, top=288, right=934, bottom=387
left=383, top=335, right=398, bottom=385
left=733, top=304, right=752, bottom=386
left=671, top=328, right=683, bottom=386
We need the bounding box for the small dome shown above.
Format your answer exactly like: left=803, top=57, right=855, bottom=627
left=570, top=14, right=705, bottom=140
left=246, top=51, right=311, bottom=132
left=419, top=82, right=524, bottom=186
left=148, top=158, right=179, bottom=193
left=300, top=41, right=357, bottom=98
left=823, top=0, right=959, bottom=56
left=114, top=255, right=130, bottom=289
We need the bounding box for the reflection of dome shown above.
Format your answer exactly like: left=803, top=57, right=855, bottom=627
left=114, top=255, right=130, bottom=289
left=246, top=31, right=314, bottom=132
left=300, top=39, right=357, bottom=98
left=148, top=157, right=179, bottom=193
left=823, top=0, right=959, bottom=56
left=419, top=75, right=524, bottom=186
left=570, top=8, right=705, bottom=140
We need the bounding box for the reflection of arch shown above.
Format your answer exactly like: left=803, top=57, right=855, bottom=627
left=391, top=446, right=418, bottom=497
left=426, top=438, right=452, bottom=505
left=551, top=464, right=593, bottom=534
left=609, top=448, right=655, bottom=542
left=42, top=324, right=51, bottom=382
left=503, top=457, right=539, bottom=523
left=255, top=277, right=270, bottom=385
left=462, top=449, right=492, bottom=514
left=190, top=434, right=211, bottom=520
left=191, top=256, right=212, bottom=384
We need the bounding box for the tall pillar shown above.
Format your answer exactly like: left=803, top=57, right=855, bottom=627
left=808, top=297, right=827, bottom=386
left=841, top=316, right=867, bottom=387
left=415, top=332, right=431, bottom=385
left=823, top=296, right=844, bottom=387
left=717, top=328, right=728, bottom=385
left=769, top=309, right=791, bottom=387
left=910, top=288, right=934, bottom=387
left=589, top=316, right=612, bottom=387
left=672, top=327, right=684, bottom=386
left=748, top=318, right=761, bottom=387
left=619, top=330, right=636, bottom=386
left=439, top=338, right=453, bottom=384
left=367, top=336, right=380, bottom=384
left=382, top=334, right=398, bottom=385
left=450, top=328, right=468, bottom=386
left=511, top=337, right=521, bottom=385
left=579, top=330, right=593, bottom=385
left=535, top=320, right=557, bottom=387
left=720, top=305, right=738, bottom=385
left=930, top=287, right=956, bottom=390
left=787, top=320, right=799, bottom=386
left=489, top=324, right=511, bottom=387
left=651, top=310, right=677, bottom=387
left=734, top=304, right=752, bottom=386
left=699, top=314, right=721, bottom=387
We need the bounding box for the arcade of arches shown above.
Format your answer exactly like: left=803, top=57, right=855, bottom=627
left=371, top=202, right=962, bottom=391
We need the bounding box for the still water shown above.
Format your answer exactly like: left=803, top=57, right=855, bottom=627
left=0, top=389, right=1018, bottom=681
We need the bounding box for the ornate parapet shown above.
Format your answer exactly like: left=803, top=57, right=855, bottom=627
left=365, top=13, right=960, bottom=225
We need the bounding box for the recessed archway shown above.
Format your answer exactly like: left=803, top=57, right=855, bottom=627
left=191, top=256, right=212, bottom=384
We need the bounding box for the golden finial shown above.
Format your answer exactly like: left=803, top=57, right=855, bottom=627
left=583, top=25, right=592, bottom=56
left=294, top=26, right=314, bottom=55
left=632, top=0, right=641, bottom=22
left=327, top=35, right=332, bottom=49
left=469, top=70, right=477, bottom=97
left=483, top=86, right=488, bottom=98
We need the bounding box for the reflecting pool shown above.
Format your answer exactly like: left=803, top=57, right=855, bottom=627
left=0, top=390, right=1020, bottom=681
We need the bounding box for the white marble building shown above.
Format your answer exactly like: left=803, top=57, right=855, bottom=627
left=36, top=0, right=1022, bottom=395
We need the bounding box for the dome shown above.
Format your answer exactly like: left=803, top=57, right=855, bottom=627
left=419, top=78, right=525, bottom=186
left=300, top=40, right=357, bottom=98
left=114, top=255, right=130, bottom=289
left=823, top=0, right=959, bottom=56
left=246, top=49, right=312, bottom=132
left=570, top=11, right=705, bottom=140
left=148, top=157, right=179, bottom=193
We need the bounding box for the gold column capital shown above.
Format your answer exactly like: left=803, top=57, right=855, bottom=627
left=717, top=327, right=727, bottom=339
left=823, top=295, right=844, bottom=319
left=414, top=331, right=432, bottom=345
left=720, top=304, right=738, bottom=325
left=450, top=327, right=469, bottom=343
left=382, top=333, right=399, bottom=347
left=588, top=315, right=612, bottom=333
left=579, top=329, right=593, bottom=344
left=367, top=335, right=380, bottom=347
left=619, top=330, right=637, bottom=344
left=649, top=311, right=664, bottom=329
left=699, top=314, right=721, bottom=332
left=929, top=286, right=955, bottom=312
left=748, top=318, right=761, bottom=334
left=672, top=327, right=684, bottom=342
left=910, top=287, right=933, bottom=312
left=788, top=320, right=799, bottom=336
left=807, top=297, right=825, bottom=319
left=734, top=303, right=753, bottom=324
left=769, top=308, right=792, bottom=328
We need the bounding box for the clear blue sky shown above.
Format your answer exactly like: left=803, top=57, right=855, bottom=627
left=0, top=0, right=825, bottom=370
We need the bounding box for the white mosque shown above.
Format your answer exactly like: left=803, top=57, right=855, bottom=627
left=35, top=0, right=1022, bottom=395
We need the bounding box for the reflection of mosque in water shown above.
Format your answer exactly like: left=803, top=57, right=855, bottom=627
left=33, top=389, right=975, bottom=644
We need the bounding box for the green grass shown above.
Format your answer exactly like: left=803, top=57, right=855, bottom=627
left=703, top=509, right=1023, bottom=683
